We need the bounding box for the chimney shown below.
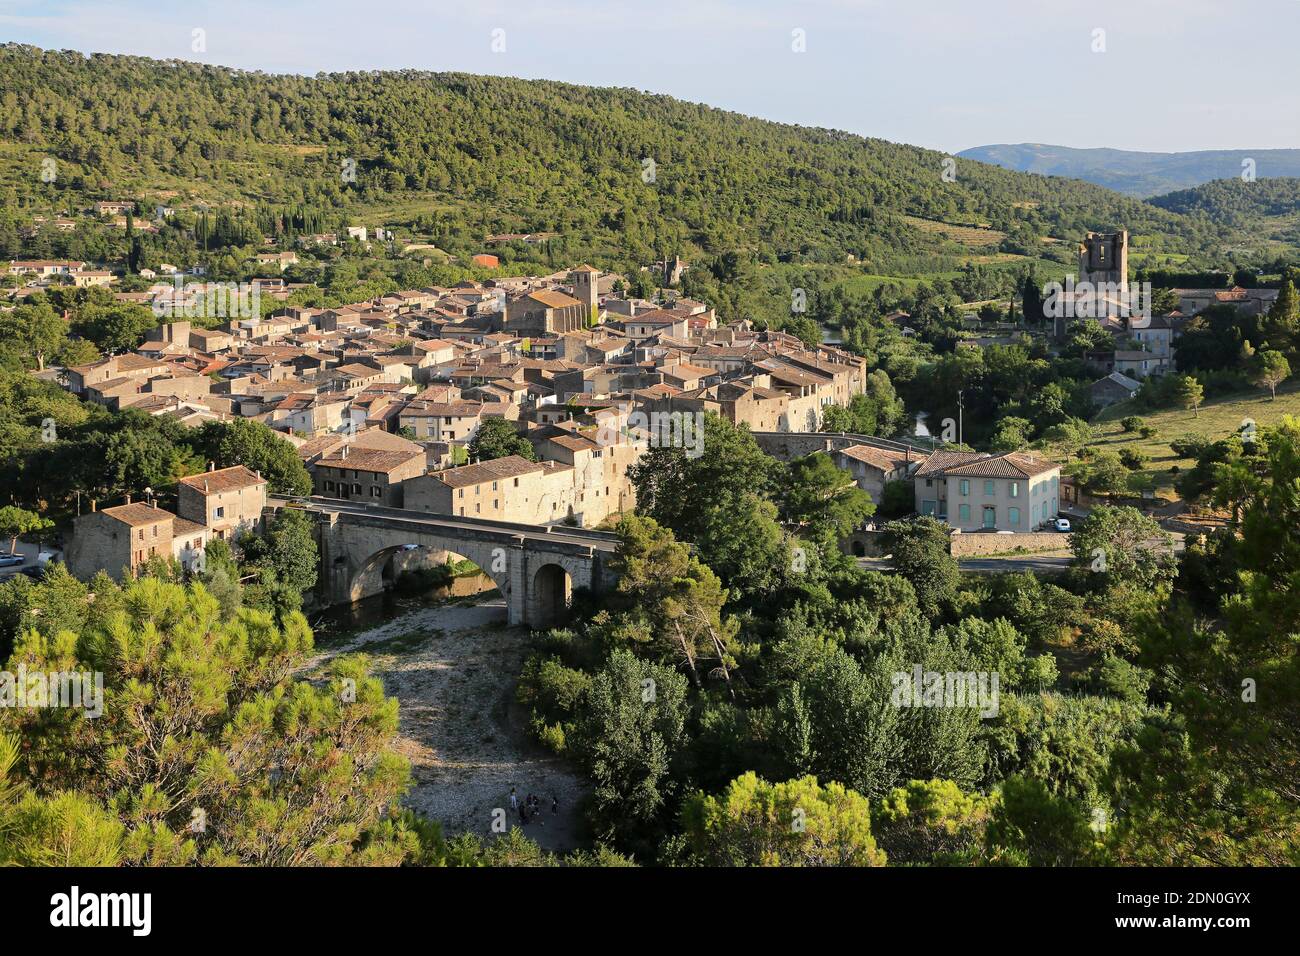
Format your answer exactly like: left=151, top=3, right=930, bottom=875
left=204, top=479, right=209, bottom=494
left=208, top=460, right=215, bottom=471
left=124, top=493, right=131, bottom=504
left=90, top=499, right=97, bottom=512
left=342, top=444, right=349, bottom=460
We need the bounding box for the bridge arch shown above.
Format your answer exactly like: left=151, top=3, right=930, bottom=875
left=303, top=502, right=616, bottom=628
left=349, top=543, right=495, bottom=603
left=529, top=562, right=573, bottom=629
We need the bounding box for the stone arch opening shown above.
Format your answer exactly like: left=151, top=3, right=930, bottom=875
left=349, top=541, right=504, bottom=607
left=852, top=540, right=866, bottom=558
left=529, top=562, right=572, bottom=630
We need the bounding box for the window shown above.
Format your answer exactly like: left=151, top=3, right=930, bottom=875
left=152, top=525, right=158, bottom=537
left=325, top=480, right=335, bottom=492
left=351, top=483, right=361, bottom=494
left=1010, top=482, right=1019, bottom=498
left=925, top=478, right=933, bottom=488
left=1009, top=506, right=1020, bottom=527
left=492, top=481, right=498, bottom=491
left=138, top=529, right=144, bottom=541
left=921, top=500, right=937, bottom=516
left=958, top=503, right=970, bottom=523
left=984, top=480, right=994, bottom=496
left=458, top=489, right=464, bottom=499
left=370, top=487, right=381, bottom=498
left=960, top=479, right=969, bottom=496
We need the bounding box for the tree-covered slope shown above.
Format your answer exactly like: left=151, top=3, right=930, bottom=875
left=0, top=44, right=1210, bottom=268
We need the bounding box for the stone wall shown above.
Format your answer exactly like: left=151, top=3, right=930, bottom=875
left=751, top=431, right=927, bottom=463
left=949, top=531, right=1071, bottom=557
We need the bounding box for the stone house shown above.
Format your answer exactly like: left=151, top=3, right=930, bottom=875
left=177, top=465, right=268, bottom=540
left=914, top=450, right=1061, bottom=532
left=311, top=446, right=426, bottom=507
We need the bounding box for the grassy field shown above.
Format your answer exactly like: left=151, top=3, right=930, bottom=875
left=1047, top=379, right=1300, bottom=495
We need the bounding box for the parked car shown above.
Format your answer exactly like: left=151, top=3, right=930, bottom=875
left=1054, top=517, right=1072, bottom=532
left=0, top=553, right=25, bottom=568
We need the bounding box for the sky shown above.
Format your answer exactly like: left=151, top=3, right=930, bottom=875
left=2, top=0, right=1298, bottom=154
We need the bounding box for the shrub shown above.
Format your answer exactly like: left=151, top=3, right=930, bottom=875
left=1120, top=416, right=1144, bottom=433
left=1118, top=449, right=1149, bottom=469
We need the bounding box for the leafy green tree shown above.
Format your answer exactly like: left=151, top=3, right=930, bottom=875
left=777, top=646, right=902, bottom=796
left=190, top=418, right=312, bottom=495
left=694, top=493, right=791, bottom=602
left=0, top=504, right=52, bottom=554
left=881, top=516, right=958, bottom=618
left=986, top=776, right=1099, bottom=866
left=681, top=772, right=885, bottom=866
left=629, top=413, right=779, bottom=543
left=466, top=417, right=536, bottom=462
left=0, top=302, right=66, bottom=371
left=989, top=416, right=1032, bottom=452
left=241, top=507, right=319, bottom=613
left=1251, top=349, right=1291, bottom=400
left=1070, top=505, right=1174, bottom=590
left=568, top=649, right=689, bottom=849
left=73, top=302, right=156, bottom=353
left=1077, top=449, right=1130, bottom=496
left=1111, top=417, right=1300, bottom=865
left=877, top=479, right=915, bottom=520
left=610, top=515, right=739, bottom=689
left=781, top=452, right=875, bottom=543
left=872, top=778, right=993, bottom=865
left=1170, top=374, right=1204, bottom=417
left=0, top=578, right=416, bottom=866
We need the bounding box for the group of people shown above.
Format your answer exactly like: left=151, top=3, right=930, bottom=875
left=509, top=788, right=557, bottom=826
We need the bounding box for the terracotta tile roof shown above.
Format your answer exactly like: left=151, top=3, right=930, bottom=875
left=434, top=455, right=543, bottom=488
left=526, top=289, right=582, bottom=309
left=918, top=450, right=1060, bottom=480
left=172, top=517, right=209, bottom=536
left=100, top=503, right=173, bottom=527
left=836, top=444, right=920, bottom=473
left=178, top=465, right=266, bottom=494
left=316, top=447, right=423, bottom=474
left=913, top=451, right=988, bottom=478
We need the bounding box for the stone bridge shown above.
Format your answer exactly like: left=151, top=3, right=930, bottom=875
left=272, top=496, right=620, bottom=628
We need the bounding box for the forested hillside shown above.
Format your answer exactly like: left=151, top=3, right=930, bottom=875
left=1150, top=176, right=1300, bottom=224
left=0, top=44, right=1212, bottom=271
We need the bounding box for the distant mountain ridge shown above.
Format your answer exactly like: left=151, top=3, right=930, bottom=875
left=958, top=144, right=1300, bottom=198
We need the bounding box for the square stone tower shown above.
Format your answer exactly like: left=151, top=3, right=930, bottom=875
left=1079, top=230, right=1128, bottom=287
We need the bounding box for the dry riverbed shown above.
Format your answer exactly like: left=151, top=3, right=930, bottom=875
left=305, top=594, right=589, bottom=852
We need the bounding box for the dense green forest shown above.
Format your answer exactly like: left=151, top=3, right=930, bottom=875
left=1149, top=177, right=1300, bottom=248
left=0, top=44, right=1218, bottom=276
